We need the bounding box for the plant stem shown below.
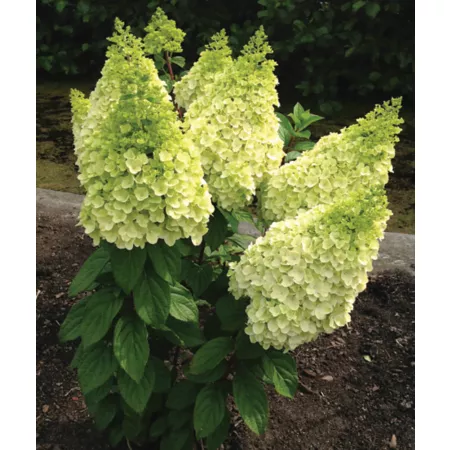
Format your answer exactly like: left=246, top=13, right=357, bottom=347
left=198, top=240, right=206, bottom=265
left=171, top=346, right=180, bottom=376
left=164, top=51, right=183, bottom=119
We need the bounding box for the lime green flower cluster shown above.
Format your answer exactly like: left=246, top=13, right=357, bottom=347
left=259, top=99, right=403, bottom=222
left=173, top=30, right=232, bottom=110
left=144, top=7, right=185, bottom=55
left=70, top=19, right=213, bottom=249
left=182, top=27, right=284, bottom=211
left=229, top=189, right=391, bottom=351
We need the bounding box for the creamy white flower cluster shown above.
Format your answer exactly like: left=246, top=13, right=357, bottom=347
left=173, top=30, right=232, bottom=110
left=181, top=27, right=284, bottom=211
left=259, top=98, right=403, bottom=222
left=229, top=189, right=391, bottom=351
left=70, top=19, right=213, bottom=249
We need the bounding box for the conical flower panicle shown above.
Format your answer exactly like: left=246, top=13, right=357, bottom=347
left=71, top=19, right=213, bottom=249
left=173, top=30, right=232, bottom=110
left=229, top=188, right=391, bottom=351
left=259, top=98, right=403, bottom=222
left=183, top=27, right=284, bottom=211
left=144, top=7, right=185, bottom=55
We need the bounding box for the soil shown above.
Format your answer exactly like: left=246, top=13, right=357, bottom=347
left=36, top=210, right=415, bottom=450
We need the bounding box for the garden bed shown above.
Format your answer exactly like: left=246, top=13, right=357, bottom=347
left=36, top=209, right=415, bottom=450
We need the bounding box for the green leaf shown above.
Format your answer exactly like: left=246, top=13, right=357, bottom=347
left=70, top=343, right=84, bottom=369
left=184, top=360, right=227, bottom=384
left=190, top=337, right=233, bottom=374
left=169, top=283, right=199, bottom=323
left=227, top=234, right=256, bottom=250
left=160, top=427, right=191, bottom=450
left=59, top=297, right=89, bottom=342
left=148, top=241, right=181, bottom=283
left=285, top=151, right=302, bottom=163
left=294, top=129, right=311, bottom=139
left=233, top=364, right=268, bottom=435
left=81, top=290, right=123, bottom=347
left=84, top=377, right=114, bottom=409
left=118, top=360, right=155, bottom=412
left=78, top=341, right=118, bottom=394
left=171, top=56, right=186, bottom=68
left=168, top=409, right=192, bottom=429
left=296, top=114, right=323, bottom=131
left=123, top=414, right=143, bottom=439
left=114, top=316, right=149, bottom=382
left=134, top=266, right=171, bottom=327
left=166, top=380, right=200, bottom=410
left=110, top=246, right=146, bottom=293
left=194, top=384, right=227, bottom=438
left=294, top=141, right=315, bottom=151
left=365, top=2, right=381, bottom=17
left=201, top=269, right=229, bottom=305
left=293, top=102, right=305, bottom=122
left=108, top=425, right=124, bottom=447
left=165, top=317, right=205, bottom=348
left=235, top=331, right=265, bottom=360
left=215, top=295, right=247, bottom=332
left=218, top=208, right=239, bottom=233
left=262, top=351, right=298, bottom=398
left=206, top=411, right=230, bottom=450
left=276, top=112, right=295, bottom=146
left=152, top=357, right=172, bottom=393
left=69, top=247, right=110, bottom=296
left=93, top=395, right=118, bottom=430
left=149, top=416, right=168, bottom=438
left=352, top=0, right=366, bottom=12
left=182, top=261, right=213, bottom=297
left=205, top=209, right=229, bottom=251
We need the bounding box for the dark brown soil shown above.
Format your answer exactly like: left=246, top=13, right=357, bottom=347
left=36, top=211, right=415, bottom=450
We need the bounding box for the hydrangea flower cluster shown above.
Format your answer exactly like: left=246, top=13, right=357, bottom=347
left=144, top=7, right=185, bottom=55
left=182, top=27, right=284, bottom=211
left=173, top=30, right=233, bottom=110
left=229, top=189, right=391, bottom=351
left=70, top=19, right=213, bottom=249
left=259, top=98, right=403, bottom=222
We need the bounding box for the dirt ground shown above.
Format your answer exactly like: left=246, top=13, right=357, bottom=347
left=36, top=209, right=415, bottom=450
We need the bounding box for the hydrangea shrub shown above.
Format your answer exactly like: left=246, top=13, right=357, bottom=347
left=61, top=10, right=402, bottom=449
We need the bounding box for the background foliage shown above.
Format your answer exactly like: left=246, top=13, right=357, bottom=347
left=37, top=0, right=413, bottom=112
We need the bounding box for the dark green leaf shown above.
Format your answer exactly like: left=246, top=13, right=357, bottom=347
left=215, top=295, right=247, bottom=332
left=93, top=395, right=118, bottom=430
left=168, top=409, right=192, bottom=429
left=78, top=341, right=118, bottom=394
left=352, top=0, right=366, bottom=12
left=108, top=424, right=124, bottom=447
left=235, top=331, right=265, bottom=360
left=81, top=290, right=123, bottom=347
left=149, top=416, right=168, bottom=438
left=84, top=377, right=114, bottom=409
left=166, top=380, right=200, bottom=410
left=206, top=410, right=230, bottom=450
left=110, top=246, right=146, bottom=293
left=262, top=351, right=298, bottom=398
left=114, top=316, right=149, bottom=382
left=69, top=247, right=110, bottom=296
left=70, top=343, right=84, bottom=369
left=190, top=337, right=233, bottom=374
left=118, top=360, right=155, bottom=412
left=152, top=357, right=172, bottom=393
left=365, top=2, right=380, bottom=17
left=285, top=151, right=302, bottom=163
left=227, top=234, right=256, bottom=250
left=294, top=141, right=315, bottom=151
left=294, top=129, right=311, bottom=139
left=165, top=317, right=205, bottom=348
left=276, top=112, right=295, bottom=146
left=205, top=209, right=229, bottom=251
left=134, top=266, right=171, bottom=327
left=169, top=283, right=199, bottom=323
left=148, top=241, right=181, bottom=282
left=160, top=427, right=191, bottom=450
left=233, top=364, right=268, bottom=435
left=184, top=360, right=227, bottom=384
left=194, top=384, right=227, bottom=438
left=201, top=269, right=229, bottom=305
left=182, top=261, right=214, bottom=297
left=123, top=414, right=143, bottom=439
left=59, top=297, right=89, bottom=342
left=296, top=114, right=323, bottom=131
left=218, top=208, right=239, bottom=233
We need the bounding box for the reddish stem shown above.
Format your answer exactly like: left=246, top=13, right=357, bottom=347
left=165, top=51, right=183, bottom=119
